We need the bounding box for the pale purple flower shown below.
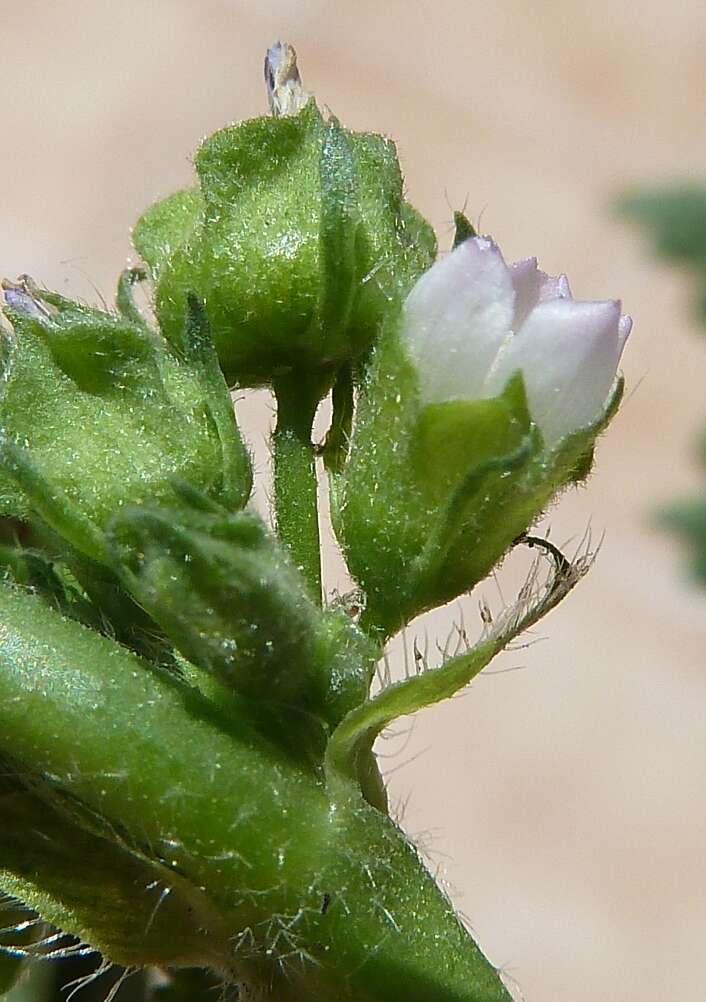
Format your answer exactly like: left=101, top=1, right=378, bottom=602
left=402, top=236, right=632, bottom=448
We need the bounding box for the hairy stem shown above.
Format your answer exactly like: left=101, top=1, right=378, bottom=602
left=272, top=375, right=324, bottom=602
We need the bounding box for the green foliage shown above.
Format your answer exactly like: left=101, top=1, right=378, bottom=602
left=619, top=182, right=706, bottom=585
left=619, top=184, right=706, bottom=321
left=659, top=435, right=706, bottom=585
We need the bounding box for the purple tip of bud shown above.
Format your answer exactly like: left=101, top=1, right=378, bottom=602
left=1, top=280, right=51, bottom=321
left=267, top=40, right=285, bottom=63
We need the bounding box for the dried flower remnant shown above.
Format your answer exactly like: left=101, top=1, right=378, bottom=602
left=265, top=41, right=311, bottom=117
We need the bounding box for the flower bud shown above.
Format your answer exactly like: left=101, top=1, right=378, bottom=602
left=108, top=504, right=374, bottom=737
left=332, top=236, right=630, bottom=634
left=133, top=47, right=436, bottom=394
left=0, top=279, right=251, bottom=562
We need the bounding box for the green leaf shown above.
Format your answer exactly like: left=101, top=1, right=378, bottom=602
left=618, top=183, right=706, bottom=322
left=660, top=494, right=706, bottom=585
left=327, top=533, right=591, bottom=795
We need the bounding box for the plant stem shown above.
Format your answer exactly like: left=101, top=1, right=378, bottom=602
left=272, top=375, right=324, bottom=603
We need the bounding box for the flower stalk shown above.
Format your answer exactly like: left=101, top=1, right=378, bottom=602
left=272, top=374, right=325, bottom=602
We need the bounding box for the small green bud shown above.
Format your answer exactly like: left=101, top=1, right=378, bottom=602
left=133, top=44, right=436, bottom=394
left=109, top=504, right=374, bottom=737
left=0, top=279, right=251, bottom=562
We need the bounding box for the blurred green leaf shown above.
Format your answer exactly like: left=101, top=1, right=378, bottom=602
left=618, top=183, right=706, bottom=586
left=618, top=183, right=706, bottom=321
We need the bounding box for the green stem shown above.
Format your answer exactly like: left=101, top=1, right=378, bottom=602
left=0, top=585, right=512, bottom=1002
left=272, top=375, right=324, bottom=603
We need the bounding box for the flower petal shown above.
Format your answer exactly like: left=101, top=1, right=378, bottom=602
left=539, top=272, right=572, bottom=303
left=618, top=313, right=633, bottom=346
left=510, top=259, right=572, bottom=331
left=482, top=298, right=628, bottom=447
left=402, top=237, right=515, bottom=402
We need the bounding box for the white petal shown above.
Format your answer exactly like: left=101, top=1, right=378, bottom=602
left=618, top=314, right=633, bottom=346
left=538, top=272, right=572, bottom=302
left=482, top=298, right=627, bottom=447
left=509, top=258, right=542, bottom=330
left=402, top=237, right=515, bottom=402
left=510, top=259, right=572, bottom=331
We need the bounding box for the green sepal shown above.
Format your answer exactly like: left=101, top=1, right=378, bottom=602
left=553, top=375, right=624, bottom=486
left=0, top=290, right=251, bottom=550
left=132, top=188, right=204, bottom=279
left=0, top=441, right=109, bottom=563
left=326, top=530, right=590, bottom=795
left=116, top=266, right=151, bottom=330
left=318, top=117, right=360, bottom=342
left=452, top=209, right=477, bottom=248
left=411, top=376, right=532, bottom=506
left=397, top=376, right=538, bottom=625
left=134, top=101, right=436, bottom=389
left=108, top=504, right=374, bottom=736
left=329, top=322, right=425, bottom=633
left=0, top=513, right=178, bottom=667
left=108, top=506, right=321, bottom=702
left=331, top=323, right=534, bottom=634
left=416, top=376, right=625, bottom=620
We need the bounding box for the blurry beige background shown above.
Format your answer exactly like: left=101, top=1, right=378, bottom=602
left=1, top=2, right=705, bottom=1000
